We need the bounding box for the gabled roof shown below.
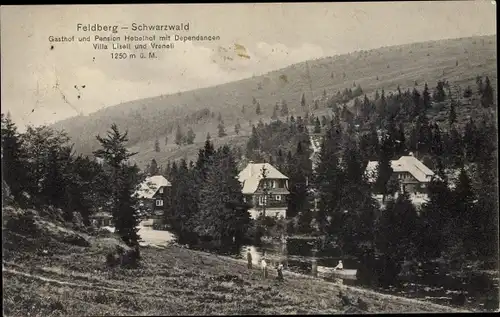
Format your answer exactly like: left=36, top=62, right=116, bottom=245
left=135, top=175, right=172, bottom=199
left=365, top=156, right=434, bottom=183
left=238, top=163, right=288, bottom=194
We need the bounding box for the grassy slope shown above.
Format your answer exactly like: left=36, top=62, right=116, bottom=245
left=4, top=241, right=466, bottom=316
left=50, top=35, right=497, bottom=168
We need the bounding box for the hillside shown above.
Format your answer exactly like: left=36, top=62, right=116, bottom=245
left=3, top=205, right=468, bottom=315
left=50, top=35, right=497, bottom=169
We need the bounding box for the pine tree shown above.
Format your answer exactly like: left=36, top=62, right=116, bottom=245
left=246, top=125, right=260, bottom=157
left=168, top=159, right=199, bottom=245
left=375, top=191, right=419, bottom=285
left=196, top=146, right=250, bottom=247
left=217, top=122, right=227, bottom=137
left=154, top=138, right=160, bottom=152
left=149, top=159, right=159, bottom=175
left=374, top=136, right=394, bottom=202
left=430, top=123, right=444, bottom=158
left=313, top=117, right=321, bottom=134
left=412, top=88, right=422, bottom=118
left=313, top=122, right=344, bottom=234
left=449, top=100, right=457, bottom=125
left=94, top=124, right=140, bottom=246
left=395, top=122, right=406, bottom=157
left=476, top=76, right=484, bottom=95
left=314, top=100, right=319, bottom=110
left=280, top=100, right=289, bottom=116
left=287, top=141, right=311, bottom=223
left=165, top=135, right=168, bottom=145
left=480, top=76, right=494, bottom=108
left=301, top=93, right=306, bottom=108
left=1, top=113, right=28, bottom=202
left=463, top=118, right=476, bottom=162
left=186, top=127, right=196, bottom=144
left=175, top=125, right=184, bottom=146
left=433, top=81, right=446, bottom=102
left=453, top=169, right=476, bottom=257
left=271, top=103, right=279, bottom=120
left=423, top=83, right=431, bottom=110
left=234, top=121, right=241, bottom=135
left=420, top=177, right=454, bottom=259
left=256, top=102, right=262, bottom=115
left=115, top=165, right=141, bottom=247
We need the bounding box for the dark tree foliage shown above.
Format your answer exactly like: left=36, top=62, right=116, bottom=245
left=1, top=113, right=29, bottom=203
left=94, top=124, right=140, bottom=246
left=186, top=127, right=196, bottom=144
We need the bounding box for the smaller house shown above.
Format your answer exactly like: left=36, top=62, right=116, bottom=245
left=135, top=175, right=172, bottom=217
left=365, top=154, right=435, bottom=194
left=238, top=162, right=290, bottom=220
left=91, top=211, right=113, bottom=227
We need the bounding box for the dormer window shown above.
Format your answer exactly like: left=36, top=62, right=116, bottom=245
left=159, top=187, right=164, bottom=194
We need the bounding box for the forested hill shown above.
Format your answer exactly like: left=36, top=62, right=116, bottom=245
left=50, top=35, right=496, bottom=168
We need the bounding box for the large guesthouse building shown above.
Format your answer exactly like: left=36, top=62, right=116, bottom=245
left=238, top=162, right=290, bottom=219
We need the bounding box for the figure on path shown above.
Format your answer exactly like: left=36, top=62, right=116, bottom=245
left=246, top=248, right=253, bottom=269
left=261, top=258, right=268, bottom=278
left=276, top=262, right=284, bottom=281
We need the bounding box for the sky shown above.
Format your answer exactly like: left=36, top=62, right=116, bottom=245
left=1, top=2, right=496, bottom=129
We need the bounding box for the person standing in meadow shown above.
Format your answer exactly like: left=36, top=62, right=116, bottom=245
left=261, top=258, right=268, bottom=278
left=247, top=248, right=253, bottom=269
left=277, top=262, right=284, bottom=281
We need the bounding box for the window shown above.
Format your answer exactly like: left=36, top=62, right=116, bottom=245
left=258, top=196, right=266, bottom=206
left=272, top=180, right=277, bottom=188
left=275, top=195, right=281, bottom=201
left=159, top=187, right=164, bottom=194
left=155, top=199, right=164, bottom=207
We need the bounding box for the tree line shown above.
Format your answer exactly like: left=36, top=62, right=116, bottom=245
left=2, top=116, right=143, bottom=247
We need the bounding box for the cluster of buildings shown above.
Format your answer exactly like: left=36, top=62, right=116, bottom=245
left=92, top=152, right=433, bottom=228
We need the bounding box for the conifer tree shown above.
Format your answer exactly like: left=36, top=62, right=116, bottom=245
left=280, top=100, right=289, bottom=116
left=301, top=93, right=306, bottom=108
left=149, top=158, right=159, bottom=175
left=271, top=103, right=279, bottom=120
left=313, top=122, right=344, bottom=234
left=256, top=102, right=262, bottom=115
left=175, top=125, right=184, bottom=146
left=186, top=127, right=196, bottom=144
left=374, top=136, right=394, bottom=202
left=218, top=122, right=227, bottom=137
left=313, top=117, right=321, bottom=134
left=375, top=191, right=419, bottom=285
left=1, top=113, right=28, bottom=202
left=94, top=124, right=140, bottom=246
left=154, top=138, right=160, bottom=152
left=481, top=76, right=494, bottom=108
left=287, top=141, right=311, bottom=223
left=433, top=81, right=446, bottom=102
left=196, top=146, right=250, bottom=247
left=423, top=83, right=431, bottom=110
left=234, top=120, right=241, bottom=135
